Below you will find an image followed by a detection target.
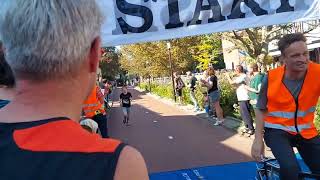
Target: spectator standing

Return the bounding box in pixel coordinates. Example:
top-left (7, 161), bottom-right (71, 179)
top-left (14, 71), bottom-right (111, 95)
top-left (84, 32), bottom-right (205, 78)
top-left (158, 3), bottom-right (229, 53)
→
top-left (227, 65), bottom-right (254, 136)
top-left (83, 83), bottom-right (109, 138)
top-left (174, 72), bottom-right (185, 105)
top-left (186, 71), bottom-right (199, 112)
top-left (245, 63), bottom-right (264, 116)
top-left (200, 70), bottom-right (210, 117)
top-left (201, 67), bottom-right (224, 126)
top-left (120, 86), bottom-right (133, 126)
top-left (104, 80), bottom-right (111, 101)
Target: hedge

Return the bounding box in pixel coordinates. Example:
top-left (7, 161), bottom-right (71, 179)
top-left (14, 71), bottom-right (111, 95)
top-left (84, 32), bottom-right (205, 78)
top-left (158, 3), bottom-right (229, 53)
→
top-left (138, 75), bottom-right (239, 118)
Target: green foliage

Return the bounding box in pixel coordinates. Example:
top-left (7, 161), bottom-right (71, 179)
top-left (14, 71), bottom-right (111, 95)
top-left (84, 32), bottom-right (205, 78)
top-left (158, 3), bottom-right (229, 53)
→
top-left (193, 34), bottom-right (223, 71)
top-left (181, 86), bottom-right (205, 108)
top-left (217, 73), bottom-right (238, 118)
top-left (153, 84), bottom-right (175, 99)
top-left (120, 37), bottom-right (201, 78)
top-left (139, 82), bottom-right (174, 99)
top-left (315, 102), bottom-right (320, 132)
top-left (138, 73), bottom-right (239, 117)
top-left (100, 47), bottom-right (120, 80)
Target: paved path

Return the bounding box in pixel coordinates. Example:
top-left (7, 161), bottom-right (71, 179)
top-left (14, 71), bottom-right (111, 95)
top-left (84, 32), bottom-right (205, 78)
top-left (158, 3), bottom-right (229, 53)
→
top-left (108, 87), bottom-right (256, 173)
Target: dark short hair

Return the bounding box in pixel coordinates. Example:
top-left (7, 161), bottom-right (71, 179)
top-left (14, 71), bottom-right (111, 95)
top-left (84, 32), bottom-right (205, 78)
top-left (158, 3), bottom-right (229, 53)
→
top-left (0, 51), bottom-right (15, 88)
top-left (278, 33), bottom-right (307, 55)
top-left (236, 65), bottom-right (244, 73)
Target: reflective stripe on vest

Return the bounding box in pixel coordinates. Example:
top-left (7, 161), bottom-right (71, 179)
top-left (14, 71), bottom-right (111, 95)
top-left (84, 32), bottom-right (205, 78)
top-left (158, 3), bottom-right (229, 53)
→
top-left (84, 109), bottom-right (103, 115)
top-left (265, 122), bottom-right (312, 133)
top-left (267, 106), bottom-right (316, 119)
top-left (83, 85), bottom-right (106, 118)
top-left (297, 106), bottom-right (316, 118)
top-left (84, 103), bottom-right (100, 107)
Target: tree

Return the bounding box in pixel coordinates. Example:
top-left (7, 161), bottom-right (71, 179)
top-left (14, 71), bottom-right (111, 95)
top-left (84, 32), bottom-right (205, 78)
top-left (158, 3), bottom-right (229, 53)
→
top-left (100, 47), bottom-right (120, 80)
top-left (223, 20), bottom-right (320, 66)
top-left (120, 42), bottom-right (167, 78)
top-left (193, 34), bottom-right (224, 71)
top-left (120, 36), bottom-right (201, 77)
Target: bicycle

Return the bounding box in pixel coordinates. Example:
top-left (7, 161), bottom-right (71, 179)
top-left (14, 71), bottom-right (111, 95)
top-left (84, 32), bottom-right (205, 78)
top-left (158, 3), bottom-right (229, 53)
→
top-left (256, 157), bottom-right (320, 180)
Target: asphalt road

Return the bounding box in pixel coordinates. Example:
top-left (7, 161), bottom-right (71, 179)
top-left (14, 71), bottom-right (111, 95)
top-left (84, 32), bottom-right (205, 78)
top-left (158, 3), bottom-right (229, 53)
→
top-left (108, 87), bottom-right (255, 173)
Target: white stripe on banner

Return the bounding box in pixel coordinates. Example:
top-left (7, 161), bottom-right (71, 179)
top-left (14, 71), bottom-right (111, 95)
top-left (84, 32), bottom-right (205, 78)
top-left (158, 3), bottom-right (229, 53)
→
top-left (98, 0), bottom-right (320, 46)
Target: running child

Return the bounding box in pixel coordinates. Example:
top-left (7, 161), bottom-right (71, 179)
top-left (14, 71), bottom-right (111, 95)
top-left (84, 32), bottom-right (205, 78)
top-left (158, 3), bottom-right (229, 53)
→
top-left (120, 86), bottom-right (132, 125)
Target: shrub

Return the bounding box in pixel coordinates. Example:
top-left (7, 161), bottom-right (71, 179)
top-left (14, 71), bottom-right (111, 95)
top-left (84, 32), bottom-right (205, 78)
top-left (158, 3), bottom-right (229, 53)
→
top-left (140, 82), bottom-right (174, 99)
top-left (217, 74), bottom-right (239, 118)
top-left (139, 73), bottom-right (238, 117)
top-left (153, 83), bottom-right (174, 99)
top-left (315, 102), bottom-right (320, 132)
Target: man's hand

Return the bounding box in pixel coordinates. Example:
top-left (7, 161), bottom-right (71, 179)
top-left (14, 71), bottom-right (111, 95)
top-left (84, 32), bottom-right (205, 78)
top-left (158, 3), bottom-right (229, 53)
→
top-left (251, 137), bottom-right (265, 161)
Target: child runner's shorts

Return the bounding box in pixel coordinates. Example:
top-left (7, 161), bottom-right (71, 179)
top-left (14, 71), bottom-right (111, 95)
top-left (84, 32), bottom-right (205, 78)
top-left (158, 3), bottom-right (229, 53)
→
top-left (122, 107), bottom-right (130, 116)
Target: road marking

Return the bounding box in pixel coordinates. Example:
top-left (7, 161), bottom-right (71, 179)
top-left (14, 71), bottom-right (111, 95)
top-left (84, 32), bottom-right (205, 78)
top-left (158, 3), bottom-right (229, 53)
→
top-left (181, 173), bottom-right (192, 180)
top-left (145, 112), bottom-right (149, 114)
top-left (168, 136), bottom-right (174, 140)
top-left (193, 170), bottom-right (205, 179)
top-left (153, 120), bottom-right (158, 123)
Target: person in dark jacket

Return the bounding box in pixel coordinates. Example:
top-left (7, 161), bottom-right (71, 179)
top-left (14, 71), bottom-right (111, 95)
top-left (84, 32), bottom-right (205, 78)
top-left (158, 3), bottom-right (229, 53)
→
top-left (0, 41), bottom-right (15, 109)
top-left (186, 71), bottom-right (199, 112)
top-left (174, 71), bottom-right (185, 105)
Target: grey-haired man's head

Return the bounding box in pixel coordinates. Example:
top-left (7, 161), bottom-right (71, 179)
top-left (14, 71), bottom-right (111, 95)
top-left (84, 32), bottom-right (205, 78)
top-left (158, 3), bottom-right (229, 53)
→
top-left (0, 0), bottom-right (104, 81)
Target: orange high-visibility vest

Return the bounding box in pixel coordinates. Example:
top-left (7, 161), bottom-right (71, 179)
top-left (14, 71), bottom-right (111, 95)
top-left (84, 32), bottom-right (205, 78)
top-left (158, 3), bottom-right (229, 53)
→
top-left (83, 85), bottom-right (105, 118)
top-left (265, 61), bottom-right (320, 139)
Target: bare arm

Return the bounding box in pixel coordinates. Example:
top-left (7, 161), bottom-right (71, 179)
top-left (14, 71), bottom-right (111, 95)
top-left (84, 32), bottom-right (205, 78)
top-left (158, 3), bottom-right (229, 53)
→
top-left (251, 75), bottom-right (269, 161)
top-left (227, 74), bottom-right (236, 85)
top-left (245, 84), bottom-right (262, 93)
top-left (114, 146), bottom-right (149, 180)
top-left (204, 81), bottom-right (213, 89)
top-left (255, 109), bottom-right (266, 140)
top-left (251, 109), bottom-right (267, 161)
top-left (200, 78), bottom-right (213, 89)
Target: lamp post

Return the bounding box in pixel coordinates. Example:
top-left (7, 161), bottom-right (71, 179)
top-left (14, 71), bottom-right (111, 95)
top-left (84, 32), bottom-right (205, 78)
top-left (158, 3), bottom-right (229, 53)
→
top-left (167, 42), bottom-right (176, 102)
top-left (146, 61), bottom-right (151, 92)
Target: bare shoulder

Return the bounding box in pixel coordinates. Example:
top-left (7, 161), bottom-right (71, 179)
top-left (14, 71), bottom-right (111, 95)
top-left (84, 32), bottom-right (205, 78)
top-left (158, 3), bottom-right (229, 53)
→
top-left (114, 146), bottom-right (149, 180)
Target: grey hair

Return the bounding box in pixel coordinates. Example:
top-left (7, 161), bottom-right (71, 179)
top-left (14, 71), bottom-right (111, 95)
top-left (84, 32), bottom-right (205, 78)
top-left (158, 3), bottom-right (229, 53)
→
top-left (0, 0), bottom-right (104, 80)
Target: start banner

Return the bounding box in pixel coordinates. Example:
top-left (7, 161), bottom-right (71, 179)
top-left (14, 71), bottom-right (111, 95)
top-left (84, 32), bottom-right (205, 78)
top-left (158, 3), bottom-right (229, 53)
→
top-left (99, 0), bottom-right (320, 46)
